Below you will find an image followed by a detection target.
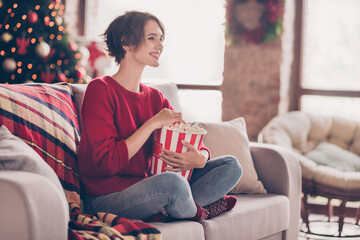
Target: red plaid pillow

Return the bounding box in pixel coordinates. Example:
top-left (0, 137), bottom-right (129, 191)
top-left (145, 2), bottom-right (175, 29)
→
top-left (0, 83), bottom-right (81, 205)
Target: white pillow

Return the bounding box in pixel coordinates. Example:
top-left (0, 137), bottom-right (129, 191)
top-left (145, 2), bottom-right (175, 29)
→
top-left (0, 125), bottom-right (65, 194)
top-left (199, 117), bottom-right (267, 194)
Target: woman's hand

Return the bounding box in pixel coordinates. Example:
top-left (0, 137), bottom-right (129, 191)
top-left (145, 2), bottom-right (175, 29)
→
top-left (159, 140), bottom-right (207, 172)
top-left (148, 108), bottom-right (185, 130)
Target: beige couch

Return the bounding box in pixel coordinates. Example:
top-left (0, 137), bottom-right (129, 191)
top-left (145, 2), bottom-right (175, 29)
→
top-left (0, 82), bottom-right (301, 240)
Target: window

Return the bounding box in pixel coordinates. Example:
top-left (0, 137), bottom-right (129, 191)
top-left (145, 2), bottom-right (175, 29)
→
top-left (294, 0), bottom-right (360, 119)
top-left (83, 0), bottom-right (226, 122)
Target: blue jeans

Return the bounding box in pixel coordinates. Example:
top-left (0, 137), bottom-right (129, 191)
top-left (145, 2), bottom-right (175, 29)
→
top-left (84, 155), bottom-right (242, 220)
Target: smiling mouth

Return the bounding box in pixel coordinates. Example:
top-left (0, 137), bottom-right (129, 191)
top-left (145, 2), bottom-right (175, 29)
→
top-left (150, 52), bottom-right (160, 59)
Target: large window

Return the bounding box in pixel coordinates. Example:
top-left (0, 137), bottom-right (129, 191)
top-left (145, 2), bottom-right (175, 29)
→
top-left (294, 0), bottom-right (360, 119)
top-left (82, 0), bottom-right (226, 122)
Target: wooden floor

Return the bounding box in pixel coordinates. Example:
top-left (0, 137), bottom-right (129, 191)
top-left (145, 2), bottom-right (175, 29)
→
top-left (298, 214), bottom-right (360, 240)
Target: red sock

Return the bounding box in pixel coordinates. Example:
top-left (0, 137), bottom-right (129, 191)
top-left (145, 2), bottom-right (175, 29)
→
top-left (203, 195), bottom-right (237, 219)
top-left (146, 208), bottom-right (170, 222)
top-left (191, 203), bottom-right (209, 221)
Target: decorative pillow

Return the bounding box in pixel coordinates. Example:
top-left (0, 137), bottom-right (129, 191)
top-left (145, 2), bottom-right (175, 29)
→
top-left (0, 83), bottom-right (80, 205)
top-left (305, 141), bottom-right (360, 172)
top-left (0, 125), bottom-right (65, 195)
top-left (199, 117), bottom-right (267, 194)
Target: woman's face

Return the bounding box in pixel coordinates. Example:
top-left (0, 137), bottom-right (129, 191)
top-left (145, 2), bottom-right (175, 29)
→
top-left (130, 19), bottom-right (164, 68)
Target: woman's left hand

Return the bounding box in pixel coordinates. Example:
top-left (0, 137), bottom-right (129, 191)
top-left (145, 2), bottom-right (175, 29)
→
top-left (159, 140), bottom-right (207, 172)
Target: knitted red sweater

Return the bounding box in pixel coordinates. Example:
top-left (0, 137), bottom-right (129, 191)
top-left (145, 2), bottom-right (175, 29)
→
top-left (78, 76), bottom-right (209, 196)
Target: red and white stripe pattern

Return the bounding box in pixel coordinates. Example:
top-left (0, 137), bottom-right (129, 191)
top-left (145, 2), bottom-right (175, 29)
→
top-left (151, 126), bottom-right (205, 180)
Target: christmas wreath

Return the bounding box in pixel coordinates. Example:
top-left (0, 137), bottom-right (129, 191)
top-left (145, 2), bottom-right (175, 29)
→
top-left (226, 0), bottom-right (285, 44)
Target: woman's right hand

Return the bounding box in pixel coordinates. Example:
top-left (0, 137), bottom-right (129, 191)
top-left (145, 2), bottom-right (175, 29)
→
top-left (150, 108), bottom-right (185, 130)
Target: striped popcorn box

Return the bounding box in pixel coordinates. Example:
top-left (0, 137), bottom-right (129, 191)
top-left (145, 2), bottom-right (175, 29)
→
top-left (151, 123), bottom-right (206, 180)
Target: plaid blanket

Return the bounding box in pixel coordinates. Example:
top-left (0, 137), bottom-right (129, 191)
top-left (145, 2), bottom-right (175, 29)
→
top-left (0, 83), bottom-right (161, 240)
top-left (68, 204), bottom-right (161, 240)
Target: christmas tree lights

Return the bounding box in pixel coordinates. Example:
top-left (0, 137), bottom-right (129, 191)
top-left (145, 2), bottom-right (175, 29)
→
top-left (0, 0), bottom-right (86, 84)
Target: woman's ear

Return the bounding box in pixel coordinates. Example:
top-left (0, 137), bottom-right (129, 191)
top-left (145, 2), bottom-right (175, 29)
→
top-left (122, 45), bottom-right (130, 52)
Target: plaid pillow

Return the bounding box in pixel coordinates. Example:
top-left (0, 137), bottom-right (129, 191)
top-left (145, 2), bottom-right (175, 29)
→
top-left (0, 83), bottom-right (81, 205)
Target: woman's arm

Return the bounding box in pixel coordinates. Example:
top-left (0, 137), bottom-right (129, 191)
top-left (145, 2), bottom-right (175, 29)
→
top-left (125, 108), bottom-right (184, 160)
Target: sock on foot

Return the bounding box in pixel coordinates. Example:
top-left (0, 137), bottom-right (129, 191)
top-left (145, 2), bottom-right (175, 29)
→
top-left (146, 208), bottom-right (169, 223)
top-left (191, 203), bottom-right (209, 221)
top-left (203, 195), bottom-right (237, 219)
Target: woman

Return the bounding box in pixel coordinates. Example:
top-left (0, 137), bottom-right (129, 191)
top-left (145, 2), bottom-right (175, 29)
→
top-left (78, 11), bottom-right (242, 221)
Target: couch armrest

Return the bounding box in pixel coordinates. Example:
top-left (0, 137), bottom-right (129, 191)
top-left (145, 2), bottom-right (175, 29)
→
top-left (0, 171), bottom-right (69, 240)
top-left (249, 142), bottom-right (301, 240)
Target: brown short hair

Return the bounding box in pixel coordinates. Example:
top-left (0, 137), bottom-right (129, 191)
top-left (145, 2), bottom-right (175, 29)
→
top-left (103, 11), bottom-right (165, 64)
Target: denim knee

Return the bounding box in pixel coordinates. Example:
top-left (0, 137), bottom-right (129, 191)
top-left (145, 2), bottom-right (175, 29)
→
top-left (155, 172), bottom-right (192, 199)
top-left (223, 155), bottom-right (243, 184)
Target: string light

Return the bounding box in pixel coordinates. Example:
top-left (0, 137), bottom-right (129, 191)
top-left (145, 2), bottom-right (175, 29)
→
top-left (7, 8), bottom-right (12, 13)
top-left (13, 4), bottom-right (18, 8)
top-left (75, 53), bottom-right (81, 59)
top-left (57, 60), bottom-right (62, 65)
top-left (49, 21), bottom-right (54, 27)
top-left (49, 4), bottom-right (54, 9)
top-left (0, 50), bottom-right (4, 56)
top-left (49, 34), bottom-right (55, 39)
top-left (58, 26), bottom-right (64, 31)
top-left (17, 61), bottom-right (22, 67)
top-left (11, 75), bottom-right (15, 80)
top-left (10, 13), bottom-right (15, 17)
top-left (64, 59), bottom-right (69, 65)
top-left (16, 23), bottom-right (21, 28)
top-left (28, 63), bottom-right (33, 69)
top-left (11, 47), bottom-right (16, 52)
top-left (28, 28), bottom-right (33, 33)
top-left (57, 35), bottom-right (62, 41)
top-left (51, 11), bottom-right (56, 17)
top-left (35, 5), bottom-right (40, 10)
top-left (17, 68), bottom-right (22, 74)
top-left (31, 38), bottom-right (36, 44)
top-left (32, 74), bottom-right (37, 80)
top-left (5, 24), bottom-right (9, 29)
top-left (22, 15), bottom-right (27, 20)
top-left (55, 4), bottom-right (60, 10)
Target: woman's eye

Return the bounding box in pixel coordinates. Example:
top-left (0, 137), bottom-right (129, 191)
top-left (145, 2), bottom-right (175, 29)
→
top-left (148, 37), bottom-right (155, 40)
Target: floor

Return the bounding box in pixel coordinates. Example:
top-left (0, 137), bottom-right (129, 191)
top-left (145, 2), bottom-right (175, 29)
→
top-left (298, 214), bottom-right (360, 240)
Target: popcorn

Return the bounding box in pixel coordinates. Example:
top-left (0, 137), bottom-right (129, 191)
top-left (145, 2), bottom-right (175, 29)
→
top-left (151, 122), bottom-right (207, 180)
top-left (166, 122), bottom-right (207, 134)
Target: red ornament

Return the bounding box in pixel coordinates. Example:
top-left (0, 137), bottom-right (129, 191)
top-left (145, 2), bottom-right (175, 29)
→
top-left (16, 37), bottom-right (30, 55)
top-left (41, 71), bottom-right (56, 84)
top-left (75, 67), bottom-right (86, 78)
top-left (86, 41), bottom-right (106, 68)
top-left (27, 11), bottom-right (38, 24)
top-left (58, 72), bottom-right (66, 82)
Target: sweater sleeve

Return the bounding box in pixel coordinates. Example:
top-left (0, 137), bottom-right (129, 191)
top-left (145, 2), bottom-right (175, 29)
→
top-left (80, 80), bottom-right (129, 176)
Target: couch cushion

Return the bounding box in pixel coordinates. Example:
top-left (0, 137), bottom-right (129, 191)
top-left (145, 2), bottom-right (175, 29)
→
top-left (201, 194), bottom-right (289, 240)
top-left (306, 141), bottom-right (360, 172)
top-left (199, 117), bottom-right (267, 194)
top-left (0, 125), bottom-right (64, 195)
top-left (0, 83), bottom-right (80, 204)
top-left (151, 221), bottom-right (205, 240)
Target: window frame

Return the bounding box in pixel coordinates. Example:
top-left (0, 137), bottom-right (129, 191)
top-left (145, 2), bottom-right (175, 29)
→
top-left (291, 0), bottom-right (360, 111)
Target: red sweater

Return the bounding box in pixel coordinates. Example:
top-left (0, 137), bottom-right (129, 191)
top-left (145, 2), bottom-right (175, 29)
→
top-left (78, 76), bottom-right (209, 196)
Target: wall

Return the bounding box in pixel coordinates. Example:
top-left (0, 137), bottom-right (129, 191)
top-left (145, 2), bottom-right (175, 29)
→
top-left (222, 40), bottom-right (282, 141)
top-left (221, 0), bottom-right (295, 141)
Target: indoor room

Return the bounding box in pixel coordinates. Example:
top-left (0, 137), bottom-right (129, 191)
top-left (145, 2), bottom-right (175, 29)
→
top-left (0, 0), bottom-right (359, 239)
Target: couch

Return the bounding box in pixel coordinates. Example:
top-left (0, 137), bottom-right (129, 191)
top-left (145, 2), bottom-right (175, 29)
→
top-left (0, 82), bottom-right (301, 240)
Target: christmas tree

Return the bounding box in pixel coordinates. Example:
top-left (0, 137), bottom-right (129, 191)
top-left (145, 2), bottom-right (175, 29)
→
top-left (0, 0), bottom-right (87, 84)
